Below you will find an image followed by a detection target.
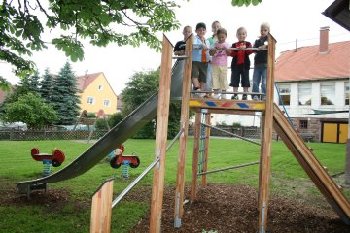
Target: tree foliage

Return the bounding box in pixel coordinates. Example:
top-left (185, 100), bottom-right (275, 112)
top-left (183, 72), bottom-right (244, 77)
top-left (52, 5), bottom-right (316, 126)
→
top-left (40, 68), bottom-right (54, 105)
top-left (1, 92), bottom-right (57, 129)
top-left (122, 69), bottom-right (181, 139)
top-left (0, 0), bottom-right (180, 77)
top-left (231, 0), bottom-right (262, 7)
top-left (51, 62), bottom-right (80, 125)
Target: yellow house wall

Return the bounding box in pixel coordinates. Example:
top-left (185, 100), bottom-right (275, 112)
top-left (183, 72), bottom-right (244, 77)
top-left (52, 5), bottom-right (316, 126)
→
top-left (79, 74), bottom-right (118, 115)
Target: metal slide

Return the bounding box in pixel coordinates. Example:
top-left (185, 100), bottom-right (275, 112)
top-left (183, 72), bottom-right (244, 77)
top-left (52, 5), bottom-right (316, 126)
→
top-left (17, 60), bottom-right (185, 194)
top-left (273, 103), bottom-right (350, 224)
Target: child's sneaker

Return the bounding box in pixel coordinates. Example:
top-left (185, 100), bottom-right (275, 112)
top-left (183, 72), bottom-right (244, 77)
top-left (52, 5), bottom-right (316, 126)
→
top-left (221, 94), bottom-right (227, 99)
top-left (231, 94), bottom-right (238, 100)
top-left (196, 89), bottom-right (206, 98)
top-left (242, 94), bottom-right (247, 100)
top-left (213, 93), bottom-right (221, 99)
top-left (253, 95), bottom-right (260, 101)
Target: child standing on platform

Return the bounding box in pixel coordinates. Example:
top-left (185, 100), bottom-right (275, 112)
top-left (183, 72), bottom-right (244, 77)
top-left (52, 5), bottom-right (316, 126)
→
top-left (206, 21), bottom-right (221, 92)
top-left (252, 22), bottom-right (270, 100)
top-left (209, 28), bottom-right (229, 99)
top-left (174, 25), bottom-right (192, 56)
top-left (192, 22), bottom-right (210, 97)
top-left (229, 27), bottom-right (253, 100)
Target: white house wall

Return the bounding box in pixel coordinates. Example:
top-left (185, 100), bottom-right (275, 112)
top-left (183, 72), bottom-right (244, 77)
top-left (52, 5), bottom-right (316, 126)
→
top-left (275, 80), bottom-right (349, 119)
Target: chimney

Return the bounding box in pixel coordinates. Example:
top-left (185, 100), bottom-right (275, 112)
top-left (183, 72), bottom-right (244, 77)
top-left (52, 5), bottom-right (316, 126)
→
top-left (319, 26), bottom-right (330, 53)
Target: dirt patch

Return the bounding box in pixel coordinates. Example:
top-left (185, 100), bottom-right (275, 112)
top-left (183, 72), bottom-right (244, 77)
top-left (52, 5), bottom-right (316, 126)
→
top-left (0, 185), bottom-right (89, 213)
top-left (1, 182), bottom-right (350, 232)
top-left (129, 184), bottom-right (350, 233)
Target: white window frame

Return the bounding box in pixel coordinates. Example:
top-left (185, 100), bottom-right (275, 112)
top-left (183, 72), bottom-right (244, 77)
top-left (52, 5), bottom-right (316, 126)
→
top-left (87, 96), bottom-right (95, 105)
top-left (345, 81), bottom-right (349, 106)
top-left (277, 83), bottom-right (291, 106)
top-left (98, 84), bottom-right (103, 91)
top-left (320, 82), bottom-right (335, 105)
top-left (103, 99), bottom-right (110, 107)
top-left (298, 83), bottom-right (312, 106)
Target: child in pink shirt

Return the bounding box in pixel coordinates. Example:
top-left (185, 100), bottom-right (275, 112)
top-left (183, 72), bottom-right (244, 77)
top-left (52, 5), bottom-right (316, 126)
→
top-left (209, 28), bottom-right (230, 99)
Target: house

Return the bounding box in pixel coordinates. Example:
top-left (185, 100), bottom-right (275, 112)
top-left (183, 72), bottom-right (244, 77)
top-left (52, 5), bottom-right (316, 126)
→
top-left (76, 72), bottom-right (118, 116)
top-left (274, 26), bottom-right (350, 143)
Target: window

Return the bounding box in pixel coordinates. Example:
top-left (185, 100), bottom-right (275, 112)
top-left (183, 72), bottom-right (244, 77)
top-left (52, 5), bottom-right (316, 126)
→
top-left (299, 120), bottom-right (308, 129)
top-left (98, 85), bottom-right (103, 91)
top-left (345, 82), bottom-right (349, 105)
top-left (320, 82), bottom-right (334, 105)
top-left (87, 97), bottom-right (95, 104)
top-left (103, 99), bottom-right (110, 107)
top-left (277, 83), bottom-right (290, 105)
top-left (298, 83), bottom-right (311, 106)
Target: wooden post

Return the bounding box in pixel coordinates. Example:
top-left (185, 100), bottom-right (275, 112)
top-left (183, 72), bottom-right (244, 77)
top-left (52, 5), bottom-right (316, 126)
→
top-left (191, 112), bottom-right (201, 201)
top-left (257, 34), bottom-right (277, 233)
top-left (201, 112), bottom-right (211, 186)
top-left (90, 179), bottom-right (114, 233)
top-left (149, 35), bottom-right (173, 233)
top-left (174, 35), bottom-right (193, 228)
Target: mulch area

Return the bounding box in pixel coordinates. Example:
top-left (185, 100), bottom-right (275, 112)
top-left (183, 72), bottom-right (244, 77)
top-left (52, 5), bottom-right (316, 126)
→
top-left (1, 182), bottom-right (350, 232)
top-left (128, 184), bottom-right (350, 233)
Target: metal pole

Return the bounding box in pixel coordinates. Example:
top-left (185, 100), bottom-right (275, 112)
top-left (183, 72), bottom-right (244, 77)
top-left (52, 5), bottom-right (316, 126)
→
top-left (111, 128), bottom-right (184, 208)
top-left (201, 123), bottom-right (261, 146)
top-left (197, 161), bottom-right (260, 176)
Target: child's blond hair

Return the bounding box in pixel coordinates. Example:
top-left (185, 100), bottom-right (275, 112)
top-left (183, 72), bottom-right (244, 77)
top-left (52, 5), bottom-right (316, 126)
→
top-left (261, 22), bottom-right (270, 31)
top-left (236, 27), bottom-right (247, 36)
top-left (217, 28), bottom-right (227, 36)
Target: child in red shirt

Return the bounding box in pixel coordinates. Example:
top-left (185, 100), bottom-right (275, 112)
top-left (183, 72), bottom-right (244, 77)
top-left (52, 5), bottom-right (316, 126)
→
top-left (228, 27), bottom-right (253, 100)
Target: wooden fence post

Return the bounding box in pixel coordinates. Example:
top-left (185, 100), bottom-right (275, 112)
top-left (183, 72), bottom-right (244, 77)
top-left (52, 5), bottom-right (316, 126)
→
top-left (90, 178), bottom-right (114, 233)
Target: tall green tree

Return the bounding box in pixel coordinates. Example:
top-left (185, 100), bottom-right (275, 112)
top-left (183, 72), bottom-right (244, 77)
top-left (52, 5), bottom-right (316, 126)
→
top-left (51, 62), bottom-right (80, 125)
top-left (0, 71), bottom-right (41, 111)
top-left (122, 69), bottom-right (181, 139)
top-left (1, 92), bottom-right (57, 129)
top-left (0, 0), bottom-right (180, 77)
top-left (27, 71), bottom-right (41, 93)
top-left (40, 68), bottom-right (54, 105)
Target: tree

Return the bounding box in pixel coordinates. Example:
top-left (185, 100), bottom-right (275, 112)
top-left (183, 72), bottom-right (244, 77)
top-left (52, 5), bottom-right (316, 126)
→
top-left (0, 0), bottom-right (180, 77)
top-left (1, 92), bottom-right (57, 129)
top-left (122, 69), bottom-right (181, 139)
top-left (231, 0), bottom-right (262, 6)
top-left (51, 62), bottom-right (80, 125)
top-left (40, 68), bottom-right (54, 105)
top-left (0, 72), bottom-right (41, 114)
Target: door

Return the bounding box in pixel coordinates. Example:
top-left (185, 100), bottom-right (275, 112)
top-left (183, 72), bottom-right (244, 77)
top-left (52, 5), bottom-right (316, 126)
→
top-left (339, 123), bottom-right (348, 143)
top-left (323, 123), bottom-right (337, 143)
top-left (322, 122), bottom-right (348, 144)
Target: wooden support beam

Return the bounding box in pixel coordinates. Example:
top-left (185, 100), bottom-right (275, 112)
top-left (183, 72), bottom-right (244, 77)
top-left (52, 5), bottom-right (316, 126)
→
top-left (191, 112), bottom-right (201, 201)
top-left (190, 98), bottom-right (265, 112)
top-left (149, 35), bottom-right (173, 233)
top-left (90, 179), bottom-right (114, 233)
top-left (257, 33), bottom-right (277, 233)
top-left (174, 35), bottom-right (193, 228)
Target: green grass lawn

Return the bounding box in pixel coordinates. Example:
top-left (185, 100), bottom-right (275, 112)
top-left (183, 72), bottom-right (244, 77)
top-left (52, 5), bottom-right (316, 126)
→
top-left (0, 139), bottom-right (349, 232)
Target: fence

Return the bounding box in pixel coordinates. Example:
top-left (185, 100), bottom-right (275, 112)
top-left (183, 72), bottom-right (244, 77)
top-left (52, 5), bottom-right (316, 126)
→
top-left (0, 129), bottom-right (108, 141)
top-left (189, 125), bottom-right (262, 139)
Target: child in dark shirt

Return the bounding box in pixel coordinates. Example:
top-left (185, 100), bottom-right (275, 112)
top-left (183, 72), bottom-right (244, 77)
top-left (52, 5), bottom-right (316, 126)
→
top-left (228, 27), bottom-right (253, 100)
top-left (252, 22), bottom-right (270, 100)
top-left (174, 25), bottom-right (192, 56)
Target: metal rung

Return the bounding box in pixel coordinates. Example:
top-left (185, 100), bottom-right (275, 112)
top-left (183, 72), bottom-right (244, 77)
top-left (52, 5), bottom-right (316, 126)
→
top-left (172, 55), bottom-right (189, 59)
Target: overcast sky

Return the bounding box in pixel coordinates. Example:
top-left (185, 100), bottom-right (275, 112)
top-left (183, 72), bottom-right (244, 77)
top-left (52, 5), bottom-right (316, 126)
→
top-left (1, 0), bottom-right (349, 95)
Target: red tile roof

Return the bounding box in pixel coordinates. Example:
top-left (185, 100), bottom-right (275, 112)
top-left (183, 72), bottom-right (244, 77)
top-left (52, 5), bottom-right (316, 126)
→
top-left (275, 41), bottom-right (350, 82)
top-left (76, 72), bottom-right (102, 91)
